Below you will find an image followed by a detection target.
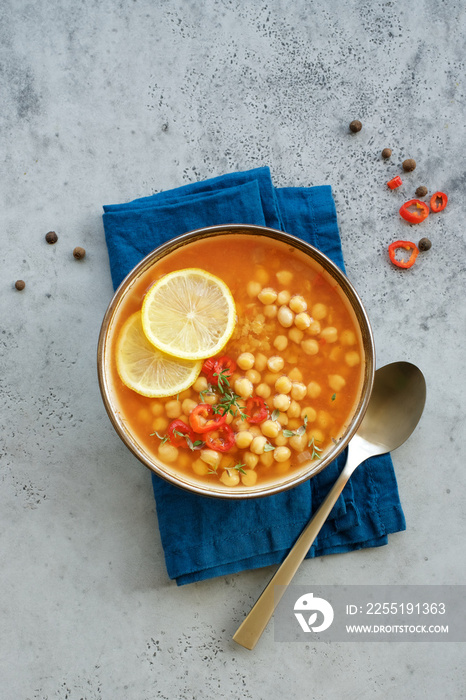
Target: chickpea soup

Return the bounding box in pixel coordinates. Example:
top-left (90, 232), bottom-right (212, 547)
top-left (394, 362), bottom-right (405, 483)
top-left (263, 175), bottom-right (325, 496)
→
top-left (105, 232), bottom-right (366, 492)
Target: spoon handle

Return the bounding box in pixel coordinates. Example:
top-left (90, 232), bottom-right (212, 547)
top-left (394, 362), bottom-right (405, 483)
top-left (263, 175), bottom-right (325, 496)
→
top-left (232, 449), bottom-right (362, 650)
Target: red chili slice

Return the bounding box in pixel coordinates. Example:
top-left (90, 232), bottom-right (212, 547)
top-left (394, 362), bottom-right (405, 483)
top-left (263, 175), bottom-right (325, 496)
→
top-left (399, 199), bottom-right (429, 224)
top-left (387, 175), bottom-right (402, 190)
top-left (204, 424), bottom-right (235, 452)
top-left (388, 240), bottom-right (419, 269)
top-left (189, 403), bottom-right (227, 434)
top-left (430, 191), bottom-right (448, 212)
top-left (201, 357), bottom-right (217, 381)
top-left (210, 355), bottom-right (237, 387)
top-left (167, 419), bottom-right (197, 447)
top-left (245, 396), bottom-right (268, 424)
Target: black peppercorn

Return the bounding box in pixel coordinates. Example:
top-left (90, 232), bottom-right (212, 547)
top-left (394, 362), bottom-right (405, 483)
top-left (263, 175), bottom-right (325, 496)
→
top-left (349, 120), bottom-right (362, 133)
top-left (402, 158), bottom-right (416, 172)
top-left (73, 246), bottom-right (86, 260)
top-left (418, 238), bottom-right (432, 252)
top-left (415, 186), bottom-right (428, 197)
top-left (382, 148), bottom-right (392, 159)
top-left (15, 280), bottom-right (25, 290)
top-left (45, 231), bottom-right (58, 244)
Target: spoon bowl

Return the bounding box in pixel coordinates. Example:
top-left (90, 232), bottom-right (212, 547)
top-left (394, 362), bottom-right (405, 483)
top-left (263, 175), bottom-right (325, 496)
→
top-left (233, 361), bottom-right (426, 650)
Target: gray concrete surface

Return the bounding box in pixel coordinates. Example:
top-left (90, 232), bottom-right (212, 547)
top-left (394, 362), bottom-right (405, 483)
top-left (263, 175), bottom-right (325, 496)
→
top-left (2, 1), bottom-right (465, 698)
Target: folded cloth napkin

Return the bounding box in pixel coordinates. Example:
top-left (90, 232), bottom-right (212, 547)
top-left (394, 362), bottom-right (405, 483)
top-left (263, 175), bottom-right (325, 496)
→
top-left (102, 166), bottom-right (406, 585)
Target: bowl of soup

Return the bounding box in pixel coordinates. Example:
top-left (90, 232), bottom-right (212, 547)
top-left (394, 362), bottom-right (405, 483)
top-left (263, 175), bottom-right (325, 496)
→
top-left (97, 224), bottom-right (375, 498)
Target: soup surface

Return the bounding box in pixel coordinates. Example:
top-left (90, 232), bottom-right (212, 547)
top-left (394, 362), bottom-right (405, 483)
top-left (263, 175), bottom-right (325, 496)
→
top-left (106, 233), bottom-right (364, 490)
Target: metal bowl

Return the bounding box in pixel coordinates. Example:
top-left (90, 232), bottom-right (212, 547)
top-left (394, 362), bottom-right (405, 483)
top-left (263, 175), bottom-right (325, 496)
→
top-left (97, 224), bottom-right (375, 499)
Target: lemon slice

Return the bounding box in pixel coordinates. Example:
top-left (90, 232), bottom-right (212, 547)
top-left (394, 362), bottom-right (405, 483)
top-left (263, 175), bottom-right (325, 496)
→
top-left (115, 311), bottom-right (202, 397)
top-left (141, 268), bottom-right (236, 360)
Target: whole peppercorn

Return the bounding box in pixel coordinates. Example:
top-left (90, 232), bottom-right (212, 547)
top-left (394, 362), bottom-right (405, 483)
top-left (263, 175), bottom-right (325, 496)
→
top-left (73, 246), bottom-right (86, 260)
top-left (381, 148), bottom-right (392, 159)
top-left (418, 237), bottom-right (432, 252)
top-left (15, 280), bottom-right (26, 291)
top-left (415, 185), bottom-right (428, 197)
top-left (402, 158), bottom-right (416, 172)
top-left (45, 231), bottom-right (58, 244)
top-left (349, 120), bottom-right (362, 133)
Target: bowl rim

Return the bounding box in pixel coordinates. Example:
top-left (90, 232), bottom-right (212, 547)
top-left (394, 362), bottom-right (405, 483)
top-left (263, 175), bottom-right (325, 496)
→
top-left (97, 223), bottom-right (375, 499)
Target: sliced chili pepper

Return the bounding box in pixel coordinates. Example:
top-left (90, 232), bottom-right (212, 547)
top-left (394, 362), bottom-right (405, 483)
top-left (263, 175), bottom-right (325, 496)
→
top-left (245, 396), bottom-right (268, 424)
top-left (167, 419), bottom-right (197, 448)
top-left (189, 403), bottom-right (227, 434)
top-left (388, 240), bottom-right (419, 269)
top-left (201, 357), bottom-right (217, 380)
top-left (399, 199), bottom-right (429, 224)
top-left (210, 355), bottom-right (237, 388)
top-left (387, 175), bottom-right (402, 190)
top-left (430, 191), bottom-right (448, 212)
top-left (204, 424), bottom-right (235, 452)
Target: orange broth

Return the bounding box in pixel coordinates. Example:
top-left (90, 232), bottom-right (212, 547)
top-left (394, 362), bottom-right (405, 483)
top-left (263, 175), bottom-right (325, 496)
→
top-left (108, 234), bottom-right (364, 489)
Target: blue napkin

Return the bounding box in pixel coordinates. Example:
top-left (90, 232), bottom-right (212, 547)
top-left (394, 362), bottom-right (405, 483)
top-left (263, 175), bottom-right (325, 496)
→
top-left (103, 167), bottom-right (406, 585)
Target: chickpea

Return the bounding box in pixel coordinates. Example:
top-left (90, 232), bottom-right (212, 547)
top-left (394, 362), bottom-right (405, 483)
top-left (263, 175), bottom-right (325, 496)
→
top-left (249, 425), bottom-right (262, 437)
top-left (277, 305), bottom-right (294, 328)
top-left (235, 430), bottom-right (254, 449)
top-left (254, 266), bottom-right (269, 285)
top-left (288, 295), bottom-right (306, 313)
top-left (261, 419), bottom-right (280, 438)
top-left (312, 302), bottom-right (327, 320)
top-left (294, 312), bottom-right (311, 331)
top-left (307, 320), bottom-right (321, 336)
top-left (256, 383), bottom-right (271, 399)
top-left (220, 469), bottom-right (240, 487)
top-left (267, 355), bottom-right (285, 372)
top-left (243, 451), bottom-right (259, 469)
top-left (290, 382), bottom-right (307, 400)
top-left (225, 411), bottom-right (234, 425)
top-left (301, 406), bottom-right (317, 422)
top-left (192, 458), bottom-right (210, 476)
top-left (219, 454), bottom-right (233, 470)
top-left (288, 327), bottom-right (304, 344)
top-left (178, 389), bottom-right (191, 400)
top-left (301, 339), bottom-right (319, 356)
top-left (328, 374), bottom-right (346, 392)
top-left (345, 351), bottom-right (360, 367)
top-left (137, 408), bottom-right (152, 424)
top-left (152, 416), bottom-right (169, 432)
top-left (273, 335), bottom-right (288, 352)
top-left (232, 416), bottom-right (250, 432)
top-left (341, 330), bottom-right (357, 346)
top-left (264, 304), bottom-right (278, 319)
top-left (158, 442), bottom-right (179, 463)
top-left (318, 410), bottom-right (334, 430)
top-left (200, 449), bottom-right (221, 469)
top-left (260, 451), bottom-right (274, 467)
top-left (150, 402), bottom-right (164, 417)
top-left (329, 347), bottom-right (342, 362)
top-left (276, 412), bottom-right (289, 426)
top-left (276, 270), bottom-right (293, 286)
top-left (274, 433), bottom-right (289, 446)
top-left (289, 433), bottom-right (308, 452)
top-left (182, 398), bottom-right (197, 415)
top-left (275, 375), bottom-right (292, 394)
top-left (255, 353), bottom-right (268, 372)
top-left (165, 400), bottom-right (182, 419)
top-left (178, 453), bottom-right (190, 469)
top-left (203, 391), bottom-right (218, 405)
top-left (273, 393), bottom-right (291, 412)
top-left (274, 446), bottom-right (291, 463)
top-left (193, 376), bottom-right (208, 393)
top-left (308, 428), bottom-right (325, 444)
top-left (277, 289), bottom-right (291, 305)
top-left (237, 352), bottom-right (255, 370)
top-left (234, 377), bottom-right (254, 399)
top-left (241, 469), bottom-right (258, 487)
top-left (246, 280), bottom-right (261, 298)
top-left (287, 399), bottom-right (301, 418)
top-left (275, 460), bottom-right (291, 474)
top-left (178, 414), bottom-right (189, 424)
top-left (246, 369), bottom-right (261, 384)
top-left (258, 287), bottom-right (278, 304)
top-left (307, 381), bottom-right (321, 398)
top-left (288, 367), bottom-right (303, 382)
top-left (250, 435), bottom-right (268, 455)
top-left (288, 418), bottom-right (302, 431)
top-left (320, 326), bottom-right (338, 343)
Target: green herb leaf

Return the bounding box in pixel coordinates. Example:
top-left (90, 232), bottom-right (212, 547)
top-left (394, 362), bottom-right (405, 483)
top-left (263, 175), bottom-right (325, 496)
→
top-left (296, 424), bottom-right (306, 436)
top-left (282, 429), bottom-right (295, 438)
top-left (263, 442), bottom-right (275, 452)
top-left (271, 409), bottom-right (280, 421)
top-left (307, 436), bottom-right (323, 460)
top-left (331, 393), bottom-right (336, 401)
top-left (233, 462), bottom-right (247, 475)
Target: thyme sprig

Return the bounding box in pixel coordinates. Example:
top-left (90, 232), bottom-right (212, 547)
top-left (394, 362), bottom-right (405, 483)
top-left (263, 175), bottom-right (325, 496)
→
top-left (307, 436), bottom-right (323, 460)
